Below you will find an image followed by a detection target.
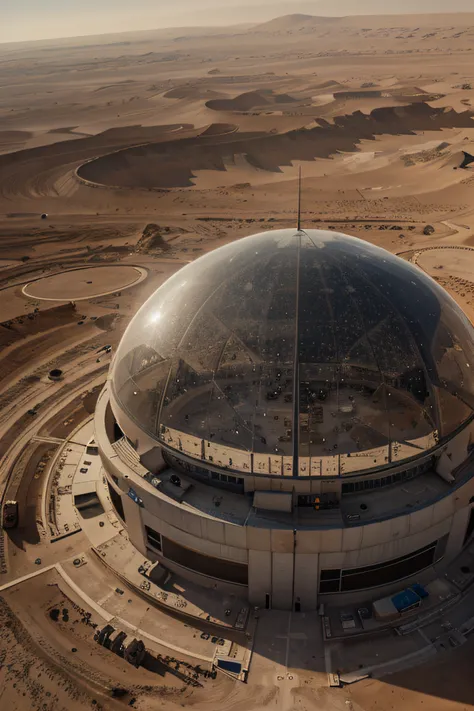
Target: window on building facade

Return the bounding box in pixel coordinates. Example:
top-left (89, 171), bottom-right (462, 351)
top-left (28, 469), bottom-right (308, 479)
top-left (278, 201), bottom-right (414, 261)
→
top-left (319, 540), bottom-right (440, 593)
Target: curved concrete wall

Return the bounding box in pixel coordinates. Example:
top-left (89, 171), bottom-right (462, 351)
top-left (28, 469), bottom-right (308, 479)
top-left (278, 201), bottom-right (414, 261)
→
top-left (96, 385), bottom-right (474, 610)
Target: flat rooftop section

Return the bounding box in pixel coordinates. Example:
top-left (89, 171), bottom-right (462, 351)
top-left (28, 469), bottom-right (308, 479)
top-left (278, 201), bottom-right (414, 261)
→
top-left (94, 531), bottom-right (249, 632)
top-left (159, 469), bottom-right (252, 525)
top-left (340, 470), bottom-right (451, 525)
top-left (324, 575), bottom-right (457, 640)
top-left (340, 450), bottom-right (474, 526)
top-left (160, 468), bottom-right (344, 529)
top-left (59, 555), bottom-right (221, 663)
top-left (158, 467), bottom-right (456, 530)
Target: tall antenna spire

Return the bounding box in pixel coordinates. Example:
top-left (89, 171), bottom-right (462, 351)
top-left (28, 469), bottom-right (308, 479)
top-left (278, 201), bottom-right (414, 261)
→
top-left (297, 166), bottom-right (302, 231)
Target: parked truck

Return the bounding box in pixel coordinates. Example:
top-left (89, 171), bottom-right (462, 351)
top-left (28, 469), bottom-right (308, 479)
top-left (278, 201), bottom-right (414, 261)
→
top-left (2, 500), bottom-right (18, 529)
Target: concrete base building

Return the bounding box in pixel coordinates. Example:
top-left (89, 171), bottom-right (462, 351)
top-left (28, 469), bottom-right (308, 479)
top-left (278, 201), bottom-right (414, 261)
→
top-left (95, 229), bottom-right (474, 611)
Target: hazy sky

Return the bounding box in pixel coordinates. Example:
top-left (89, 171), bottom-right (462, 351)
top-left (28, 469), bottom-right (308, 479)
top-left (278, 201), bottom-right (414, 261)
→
top-left (3, 0), bottom-right (474, 44)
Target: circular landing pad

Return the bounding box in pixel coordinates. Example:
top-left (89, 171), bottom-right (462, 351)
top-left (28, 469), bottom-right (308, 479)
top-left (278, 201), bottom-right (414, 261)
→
top-left (22, 265), bottom-right (147, 301)
top-left (416, 246), bottom-right (474, 283)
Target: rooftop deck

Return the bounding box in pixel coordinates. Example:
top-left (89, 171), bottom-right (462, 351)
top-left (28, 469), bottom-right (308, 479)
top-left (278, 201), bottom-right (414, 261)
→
top-left (154, 465), bottom-right (457, 531)
top-left (340, 470), bottom-right (451, 525)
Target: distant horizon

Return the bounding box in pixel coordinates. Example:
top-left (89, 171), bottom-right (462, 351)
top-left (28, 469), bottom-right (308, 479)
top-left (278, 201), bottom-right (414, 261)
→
top-left (3, 1), bottom-right (474, 46)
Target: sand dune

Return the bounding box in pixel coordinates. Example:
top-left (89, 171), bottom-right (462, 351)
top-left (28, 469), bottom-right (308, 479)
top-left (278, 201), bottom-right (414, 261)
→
top-left (76, 103), bottom-right (474, 190)
top-left (254, 12), bottom-right (474, 32)
top-left (334, 90), bottom-right (383, 100)
top-left (0, 130), bottom-right (33, 155)
top-left (164, 86), bottom-right (224, 100)
top-left (206, 91), bottom-right (270, 112)
top-left (334, 87), bottom-right (444, 104)
top-left (313, 81), bottom-right (347, 91)
top-left (3, 14), bottom-right (474, 711)
top-left (199, 123), bottom-right (239, 136)
top-left (254, 14), bottom-right (343, 32)
top-left (206, 90), bottom-right (296, 112)
top-left (0, 131), bottom-right (32, 143)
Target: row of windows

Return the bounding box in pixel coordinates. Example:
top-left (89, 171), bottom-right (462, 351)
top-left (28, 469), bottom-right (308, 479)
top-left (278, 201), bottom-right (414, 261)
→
top-left (211, 471), bottom-right (242, 486)
top-left (163, 452), bottom-right (244, 491)
top-left (145, 525), bottom-right (162, 552)
top-left (319, 538), bottom-right (443, 593)
top-left (165, 451), bottom-right (434, 501)
top-left (162, 536), bottom-right (248, 585)
top-left (144, 525), bottom-right (248, 585)
top-left (341, 458), bottom-right (434, 495)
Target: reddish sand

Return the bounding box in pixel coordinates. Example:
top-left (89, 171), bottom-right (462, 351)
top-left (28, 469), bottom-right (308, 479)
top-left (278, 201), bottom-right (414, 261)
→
top-left (2, 11), bottom-right (474, 711)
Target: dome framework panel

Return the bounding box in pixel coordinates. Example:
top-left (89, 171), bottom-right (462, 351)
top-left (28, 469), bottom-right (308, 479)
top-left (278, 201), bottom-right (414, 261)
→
top-left (111, 229), bottom-right (474, 478)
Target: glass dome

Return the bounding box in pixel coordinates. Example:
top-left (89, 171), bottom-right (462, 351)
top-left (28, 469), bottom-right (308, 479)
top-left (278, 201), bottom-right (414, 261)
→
top-left (110, 228), bottom-right (474, 477)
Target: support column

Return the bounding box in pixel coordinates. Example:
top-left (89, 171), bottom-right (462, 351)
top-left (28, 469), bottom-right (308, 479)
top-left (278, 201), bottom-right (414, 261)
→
top-left (122, 495), bottom-right (147, 556)
top-left (445, 506), bottom-right (472, 562)
top-left (248, 550), bottom-right (272, 608)
top-left (271, 553), bottom-right (294, 610)
top-left (294, 553), bottom-right (319, 611)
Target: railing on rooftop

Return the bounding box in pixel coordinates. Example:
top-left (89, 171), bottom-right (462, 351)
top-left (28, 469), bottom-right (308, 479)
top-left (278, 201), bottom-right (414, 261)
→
top-left (112, 437), bottom-right (149, 478)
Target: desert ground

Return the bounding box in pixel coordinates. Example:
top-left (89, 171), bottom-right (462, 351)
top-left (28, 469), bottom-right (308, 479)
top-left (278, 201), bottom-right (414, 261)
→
top-left (2, 11), bottom-right (474, 711)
